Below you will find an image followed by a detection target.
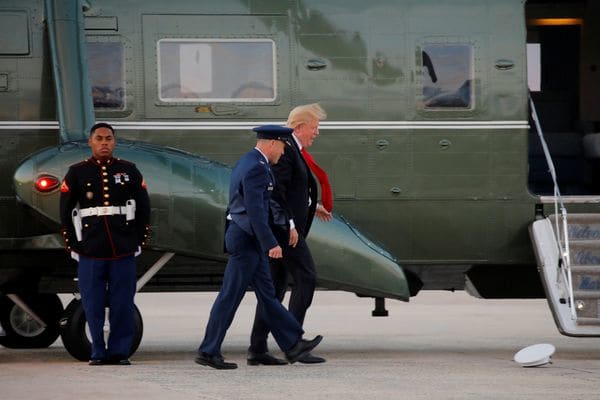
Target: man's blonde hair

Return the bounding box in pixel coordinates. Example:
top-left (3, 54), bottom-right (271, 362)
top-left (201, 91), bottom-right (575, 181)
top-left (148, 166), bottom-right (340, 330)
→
top-left (286, 103), bottom-right (327, 129)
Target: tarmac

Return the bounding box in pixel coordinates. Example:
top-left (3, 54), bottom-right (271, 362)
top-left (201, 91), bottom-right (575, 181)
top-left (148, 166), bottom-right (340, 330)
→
top-left (2, 290), bottom-right (600, 400)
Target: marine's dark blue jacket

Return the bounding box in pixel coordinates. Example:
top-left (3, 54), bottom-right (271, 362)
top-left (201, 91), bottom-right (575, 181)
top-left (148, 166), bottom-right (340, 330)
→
top-left (59, 157), bottom-right (150, 260)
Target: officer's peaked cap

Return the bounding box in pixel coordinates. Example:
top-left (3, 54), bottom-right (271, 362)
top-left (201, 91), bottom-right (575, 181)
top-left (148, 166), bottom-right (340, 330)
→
top-left (252, 125), bottom-right (293, 141)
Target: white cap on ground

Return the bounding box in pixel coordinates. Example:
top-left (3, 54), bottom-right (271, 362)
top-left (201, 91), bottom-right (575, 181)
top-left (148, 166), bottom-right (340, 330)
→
top-left (514, 343), bottom-right (555, 367)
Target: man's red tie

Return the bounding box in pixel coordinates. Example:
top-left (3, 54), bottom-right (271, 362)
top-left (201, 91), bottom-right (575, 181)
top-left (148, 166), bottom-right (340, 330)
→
top-left (301, 148), bottom-right (333, 212)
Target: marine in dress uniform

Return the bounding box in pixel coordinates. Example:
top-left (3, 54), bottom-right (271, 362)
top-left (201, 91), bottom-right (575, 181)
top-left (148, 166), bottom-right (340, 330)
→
top-left (195, 125), bottom-right (323, 370)
top-left (59, 122), bottom-right (150, 365)
top-left (249, 104), bottom-right (331, 365)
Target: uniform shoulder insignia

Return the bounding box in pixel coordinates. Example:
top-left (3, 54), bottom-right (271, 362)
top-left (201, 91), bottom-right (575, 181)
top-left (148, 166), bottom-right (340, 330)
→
top-left (118, 159), bottom-right (135, 166)
top-left (60, 180), bottom-right (70, 193)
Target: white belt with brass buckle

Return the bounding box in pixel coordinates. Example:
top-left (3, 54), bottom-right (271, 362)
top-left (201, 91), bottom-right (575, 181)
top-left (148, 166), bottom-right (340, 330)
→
top-left (80, 206), bottom-right (127, 217)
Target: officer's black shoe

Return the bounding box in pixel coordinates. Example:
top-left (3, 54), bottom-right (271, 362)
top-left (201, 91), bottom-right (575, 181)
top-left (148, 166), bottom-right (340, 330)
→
top-left (88, 359), bottom-right (106, 366)
top-left (247, 351), bottom-right (287, 366)
top-left (195, 353), bottom-right (238, 370)
top-left (298, 352), bottom-right (326, 364)
top-left (285, 335), bottom-right (323, 364)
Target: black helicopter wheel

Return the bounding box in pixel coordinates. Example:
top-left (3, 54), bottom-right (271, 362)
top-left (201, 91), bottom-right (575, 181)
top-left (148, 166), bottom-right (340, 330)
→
top-left (0, 293), bottom-right (64, 349)
top-left (59, 299), bottom-right (143, 361)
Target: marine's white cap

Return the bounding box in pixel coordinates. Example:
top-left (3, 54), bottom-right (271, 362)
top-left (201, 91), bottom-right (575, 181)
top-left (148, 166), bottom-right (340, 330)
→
top-left (514, 343), bottom-right (555, 367)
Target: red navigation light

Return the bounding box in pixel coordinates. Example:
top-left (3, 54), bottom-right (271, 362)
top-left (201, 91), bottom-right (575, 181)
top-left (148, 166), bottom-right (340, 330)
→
top-left (35, 175), bottom-right (60, 193)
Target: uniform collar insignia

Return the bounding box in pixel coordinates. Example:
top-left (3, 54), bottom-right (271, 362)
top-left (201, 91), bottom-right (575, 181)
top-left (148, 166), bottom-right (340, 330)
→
top-left (90, 157), bottom-right (114, 166)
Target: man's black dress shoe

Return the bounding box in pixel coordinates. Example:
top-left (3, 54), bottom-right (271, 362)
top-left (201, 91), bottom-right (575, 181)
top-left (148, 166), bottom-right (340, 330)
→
top-left (285, 335), bottom-right (323, 364)
top-left (195, 353), bottom-right (238, 369)
top-left (88, 359), bottom-right (106, 366)
top-left (247, 351), bottom-right (287, 366)
top-left (298, 352), bottom-right (326, 364)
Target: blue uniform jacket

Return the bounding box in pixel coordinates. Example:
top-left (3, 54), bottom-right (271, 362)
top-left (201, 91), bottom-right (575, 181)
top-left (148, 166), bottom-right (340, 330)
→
top-left (227, 148), bottom-right (278, 253)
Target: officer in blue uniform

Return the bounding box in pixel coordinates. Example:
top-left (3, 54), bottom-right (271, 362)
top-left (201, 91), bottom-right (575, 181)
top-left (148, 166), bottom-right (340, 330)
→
top-left (59, 122), bottom-right (150, 366)
top-left (195, 125), bottom-right (323, 370)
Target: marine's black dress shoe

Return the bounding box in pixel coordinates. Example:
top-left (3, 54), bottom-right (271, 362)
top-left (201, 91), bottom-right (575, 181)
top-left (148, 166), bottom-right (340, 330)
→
top-left (247, 351), bottom-right (287, 366)
top-left (88, 359), bottom-right (106, 366)
top-left (195, 352), bottom-right (238, 369)
top-left (285, 335), bottom-right (323, 364)
top-left (298, 352), bottom-right (326, 364)
top-left (107, 355), bottom-right (131, 365)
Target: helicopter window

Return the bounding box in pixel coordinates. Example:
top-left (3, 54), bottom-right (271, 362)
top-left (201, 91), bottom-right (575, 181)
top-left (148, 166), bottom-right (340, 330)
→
top-left (87, 42), bottom-right (125, 110)
top-left (157, 39), bottom-right (276, 102)
top-left (527, 43), bottom-right (541, 92)
top-left (421, 44), bottom-right (473, 109)
top-left (0, 11), bottom-right (29, 55)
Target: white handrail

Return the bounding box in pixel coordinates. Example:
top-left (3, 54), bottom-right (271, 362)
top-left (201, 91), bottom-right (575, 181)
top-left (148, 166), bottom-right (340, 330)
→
top-left (529, 95), bottom-right (576, 320)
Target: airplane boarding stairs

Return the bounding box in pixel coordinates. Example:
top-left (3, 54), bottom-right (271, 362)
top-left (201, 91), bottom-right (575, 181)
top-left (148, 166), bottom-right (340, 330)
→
top-left (530, 213), bottom-right (600, 336)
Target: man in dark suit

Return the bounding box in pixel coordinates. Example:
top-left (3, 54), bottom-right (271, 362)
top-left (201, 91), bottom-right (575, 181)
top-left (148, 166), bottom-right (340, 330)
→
top-left (195, 125), bottom-right (323, 370)
top-left (248, 104), bottom-right (332, 366)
